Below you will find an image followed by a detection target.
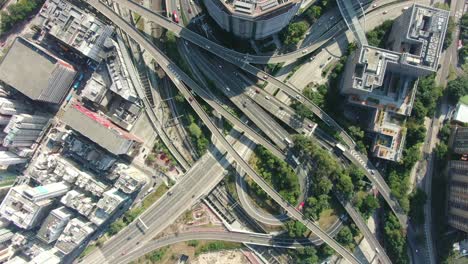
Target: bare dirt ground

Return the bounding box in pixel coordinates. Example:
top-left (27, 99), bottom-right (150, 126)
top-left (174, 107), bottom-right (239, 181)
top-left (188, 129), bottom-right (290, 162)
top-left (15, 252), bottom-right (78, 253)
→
top-left (192, 250), bottom-right (249, 264)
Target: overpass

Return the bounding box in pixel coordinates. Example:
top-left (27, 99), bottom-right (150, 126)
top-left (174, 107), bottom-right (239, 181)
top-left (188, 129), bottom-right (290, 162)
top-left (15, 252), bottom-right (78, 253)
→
top-left (115, 230), bottom-right (337, 263)
top-left (103, 0), bottom-right (408, 228)
top-left (89, 1), bottom-right (362, 263)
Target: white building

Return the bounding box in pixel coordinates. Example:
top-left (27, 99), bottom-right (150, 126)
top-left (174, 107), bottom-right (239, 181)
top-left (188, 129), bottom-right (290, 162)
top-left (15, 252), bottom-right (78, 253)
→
top-left (0, 185), bottom-right (55, 229)
top-left (37, 207), bottom-right (73, 244)
top-left (55, 218), bottom-right (95, 255)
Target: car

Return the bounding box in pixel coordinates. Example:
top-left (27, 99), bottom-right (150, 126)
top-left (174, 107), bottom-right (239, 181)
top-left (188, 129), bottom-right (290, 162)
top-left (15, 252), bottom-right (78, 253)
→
top-left (295, 95), bottom-right (301, 100)
top-left (297, 201), bottom-right (305, 210)
top-left (309, 56), bottom-right (315, 61)
top-left (168, 191), bottom-right (173, 196)
top-left (327, 56), bottom-right (332, 61)
top-left (255, 89), bottom-right (260, 94)
top-left (218, 65), bottom-right (222, 68)
top-left (370, 170), bottom-right (375, 175)
top-left (329, 16), bottom-right (334, 21)
top-left (177, 6), bottom-right (180, 10)
top-left (279, 106), bottom-right (284, 110)
top-left (189, 97), bottom-right (193, 103)
top-left (226, 87), bottom-right (230, 92)
top-left (319, 63), bottom-right (325, 68)
top-left (383, 10), bottom-right (388, 14)
top-left (263, 75), bottom-right (268, 79)
top-left (188, 8), bottom-right (192, 13)
top-left (372, 3), bottom-right (377, 7)
top-left (265, 96), bottom-right (271, 100)
top-left (308, 123), bottom-right (314, 128)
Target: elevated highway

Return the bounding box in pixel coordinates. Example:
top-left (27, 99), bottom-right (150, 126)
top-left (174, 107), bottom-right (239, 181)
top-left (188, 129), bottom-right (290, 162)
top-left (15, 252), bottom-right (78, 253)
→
top-left (117, 230), bottom-right (338, 263)
top-left (89, 1), bottom-right (362, 262)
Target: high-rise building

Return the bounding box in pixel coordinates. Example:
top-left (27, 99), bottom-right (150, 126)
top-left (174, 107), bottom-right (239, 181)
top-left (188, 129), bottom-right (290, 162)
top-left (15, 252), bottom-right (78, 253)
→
top-left (448, 160), bottom-right (468, 233)
top-left (341, 4), bottom-right (449, 161)
top-left (55, 218), bottom-right (95, 255)
top-left (37, 0), bottom-right (114, 62)
top-left (36, 207), bottom-right (73, 244)
top-left (0, 185), bottom-right (55, 229)
top-left (203, 0), bottom-right (301, 39)
top-left (3, 114), bottom-right (49, 148)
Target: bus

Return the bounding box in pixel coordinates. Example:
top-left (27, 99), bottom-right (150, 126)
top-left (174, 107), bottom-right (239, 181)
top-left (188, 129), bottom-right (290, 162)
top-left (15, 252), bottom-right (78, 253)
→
top-left (172, 11), bottom-right (179, 23)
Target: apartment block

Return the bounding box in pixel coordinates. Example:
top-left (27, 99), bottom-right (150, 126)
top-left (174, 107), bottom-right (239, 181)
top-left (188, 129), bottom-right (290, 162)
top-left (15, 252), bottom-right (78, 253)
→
top-left (55, 218), bottom-right (95, 255)
top-left (448, 160), bottom-right (468, 233)
top-left (203, 0), bottom-right (300, 39)
top-left (37, 0), bottom-right (114, 62)
top-left (36, 207), bottom-right (73, 244)
top-left (341, 4), bottom-right (449, 161)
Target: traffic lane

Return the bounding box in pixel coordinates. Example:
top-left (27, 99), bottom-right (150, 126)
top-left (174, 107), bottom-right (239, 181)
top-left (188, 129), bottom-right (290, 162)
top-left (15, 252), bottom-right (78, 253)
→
top-left (118, 231), bottom-right (329, 264)
top-left (83, 154), bottom-right (222, 263)
top-left (204, 52), bottom-right (316, 135)
top-left (190, 47), bottom-right (291, 146)
top-left (178, 41), bottom-right (287, 157)
top-left (236, 172), bottom-right (289, 226)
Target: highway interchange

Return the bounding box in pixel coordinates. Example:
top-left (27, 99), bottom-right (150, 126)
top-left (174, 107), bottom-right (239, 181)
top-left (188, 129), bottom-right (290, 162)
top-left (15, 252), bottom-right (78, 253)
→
top-left (105, 0), bottom-right (409, 231)
top-left (81, 0), bottom-right (422, 263)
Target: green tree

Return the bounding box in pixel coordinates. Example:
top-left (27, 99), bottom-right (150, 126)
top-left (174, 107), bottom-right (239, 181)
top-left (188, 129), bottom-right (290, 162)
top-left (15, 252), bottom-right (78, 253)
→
top-left (336, 226), bottom-right (354, 247)
top-left (409, 188), bottom-right (427, 225)
top-left (283, 21), bottom-right (309, 46)
top-left (446, 75), bottom-right (468, 103)
top-left (336, 173), bottom-right (354, 199)
top-left (358, 194), bottom-right (379, 219)
top-left (383, 213), bottom-right (409, 264)
top-left (285, 220), bottom-right (307, 238)
top-left (434, 142), bottom-right (448, 162)
top-left (305, 5), bottom-right (322, 23)
top-left (188, 123), bottom-right (202, 138)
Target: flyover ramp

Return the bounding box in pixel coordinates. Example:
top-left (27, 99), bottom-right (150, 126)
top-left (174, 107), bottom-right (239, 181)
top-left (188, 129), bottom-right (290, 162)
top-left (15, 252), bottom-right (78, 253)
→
top-left (89, 1), bottom-right (361, 262)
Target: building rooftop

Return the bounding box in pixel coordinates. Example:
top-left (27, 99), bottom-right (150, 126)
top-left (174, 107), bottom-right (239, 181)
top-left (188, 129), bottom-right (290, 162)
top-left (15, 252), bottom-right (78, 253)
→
top-left (90, 188), bottom-right (127, 225)
top-left (0, 37), bottom-right (76, 104)
top-left (453, 127), bottom-right (468, 155)
top-left (0, 185), bottom-right (54, 229)
top-left (369, 110), bottom-right (406, 161)
top-left (448, 160), bottom-right (468, 233)
top-left (62, 103), bottom-right (142, 155)
top-left (38, 0), bottom-right (114, 62)
top-left (112, 163), bottom-right (146, 194)
top-left (219, 0), bottom-right (299, 17)
top-left (55, 217), bottom-right (95, 255)
top-left (404, 4), bottom-right (449, 70)
top-left (453, 103), bottom-right (468, 124)
top-left (36, 206), bottom-right (73, 244)
top-left (347, 46), bottom-right (419, 116)
top-left (60, 190), bottom-right (96, 217)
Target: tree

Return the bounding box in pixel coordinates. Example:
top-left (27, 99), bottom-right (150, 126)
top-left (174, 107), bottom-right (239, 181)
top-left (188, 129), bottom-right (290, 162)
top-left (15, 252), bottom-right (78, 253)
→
top-left (446, 75), bottom-right (468, 103)
top-left (409, 188), bottom-right (427, 226)
top-left (305, 5), bottom-right (322, 23)
top-left (188, 123), bottom-right (202, 138)
top-left (348, 165), bottom-right (365, 190)
top-left (434, 142), bottom-right (448, 162)
top-left (359, 194), bottom-right (379, 219)
top-left (283, 21), bottom-right (308, 46)
top-left (348, 126), bottom-right (364, 141)
top-left (336, 226), bottom-right (354, 247)
top-left (336, 173), bottom-right (354, 199)
top-left (443, 17), bottom-right (455, 49)
top-left (405, 121), bottom-right (426, 147)
top-left (383, 213), bottom-right (409, 264)
top-left (285, 220), bottom-right (307, 238)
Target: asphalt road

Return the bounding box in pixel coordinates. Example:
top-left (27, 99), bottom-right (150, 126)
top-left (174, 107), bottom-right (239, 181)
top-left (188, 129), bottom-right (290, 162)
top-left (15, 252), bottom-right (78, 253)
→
top-left (107, 0), bottom-right (410, 228)
top-left (116, 230), bottom-right (331, 263)
top-left (88, 2), bottom-right (362, 262)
